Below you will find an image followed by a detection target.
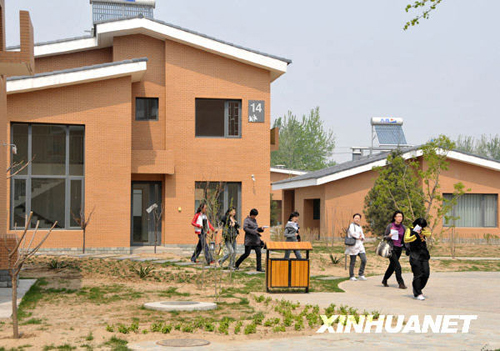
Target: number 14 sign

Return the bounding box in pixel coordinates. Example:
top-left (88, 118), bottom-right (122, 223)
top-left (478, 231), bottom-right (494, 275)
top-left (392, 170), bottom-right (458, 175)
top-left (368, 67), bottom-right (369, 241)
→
top-left (248, 100), bottom-right (265, 123)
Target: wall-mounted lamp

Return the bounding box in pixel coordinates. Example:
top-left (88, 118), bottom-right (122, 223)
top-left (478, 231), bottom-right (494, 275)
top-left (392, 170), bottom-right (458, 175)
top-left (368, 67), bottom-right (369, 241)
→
top-left (178, 207), bottom-right (182, 212)
top-left (251, 174), bottom-right (256, 182)
top-left (2, 143), bottom-right (17, 155)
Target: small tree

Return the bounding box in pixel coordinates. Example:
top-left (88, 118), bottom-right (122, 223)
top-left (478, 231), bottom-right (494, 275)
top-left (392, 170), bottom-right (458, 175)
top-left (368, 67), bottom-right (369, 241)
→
top-left (152, 204), bottom-right (164, 254)
top-left (418, 135), bottom-right (469, 249)
top-left (364, 136), bottom-right (468, 248)
top-left (364, 150), bottom-right (426, 236)
top-left (3, 212), bottom-right (56, 338)
top-left (71, 207), bottom-right (95, 254)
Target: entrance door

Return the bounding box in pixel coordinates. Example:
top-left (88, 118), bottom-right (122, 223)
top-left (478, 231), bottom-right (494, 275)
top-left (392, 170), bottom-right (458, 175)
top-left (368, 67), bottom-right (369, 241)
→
top-left (131, 182), bottom-right (162, 246)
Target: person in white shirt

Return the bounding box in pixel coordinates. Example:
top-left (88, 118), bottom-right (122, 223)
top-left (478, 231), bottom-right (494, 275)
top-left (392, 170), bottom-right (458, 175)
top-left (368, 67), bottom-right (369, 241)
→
top-left (345, 213), bottom-right (367, 281)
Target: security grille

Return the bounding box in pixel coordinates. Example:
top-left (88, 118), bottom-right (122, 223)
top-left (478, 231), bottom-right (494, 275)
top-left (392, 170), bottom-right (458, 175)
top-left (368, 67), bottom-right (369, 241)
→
top-left (91, 0), bottom-right (154, 24)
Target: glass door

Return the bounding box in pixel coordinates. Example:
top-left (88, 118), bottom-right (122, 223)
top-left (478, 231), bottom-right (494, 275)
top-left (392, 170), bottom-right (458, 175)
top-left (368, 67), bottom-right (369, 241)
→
top-left (131, 182), bottom-right (162, 246)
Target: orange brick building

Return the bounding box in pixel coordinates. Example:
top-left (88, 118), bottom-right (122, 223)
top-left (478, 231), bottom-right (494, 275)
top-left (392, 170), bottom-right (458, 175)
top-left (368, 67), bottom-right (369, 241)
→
top-left (273, 148), bottom-right (500, 242)
top-left (5, 14), bottom-right (290, 253)
top-left (0, 0), bottom-right (34, 285)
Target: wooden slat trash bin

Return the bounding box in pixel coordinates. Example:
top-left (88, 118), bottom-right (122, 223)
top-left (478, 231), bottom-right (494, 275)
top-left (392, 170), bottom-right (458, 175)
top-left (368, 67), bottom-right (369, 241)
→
top-left (265, 241), bottom-right (313, 293)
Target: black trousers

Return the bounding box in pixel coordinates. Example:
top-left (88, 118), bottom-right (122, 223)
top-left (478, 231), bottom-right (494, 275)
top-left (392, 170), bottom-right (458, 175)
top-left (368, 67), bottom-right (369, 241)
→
top-left (383, 246), bottom-right (405, 285)
top-left (235, 245), bottom-right (262, 270)
top-left (191, 232), bottom-right (212, 264)
top-left (410, 256), bottom-right (430, 297)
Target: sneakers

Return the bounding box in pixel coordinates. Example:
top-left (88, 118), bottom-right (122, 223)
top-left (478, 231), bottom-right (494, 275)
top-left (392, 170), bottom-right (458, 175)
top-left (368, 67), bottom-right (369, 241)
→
top-left (358, 276), bottom-right (367, 281)
top-left (349, 277), bottom-right (357, 281)
top-left (416, 294), bottom-right (425, 301)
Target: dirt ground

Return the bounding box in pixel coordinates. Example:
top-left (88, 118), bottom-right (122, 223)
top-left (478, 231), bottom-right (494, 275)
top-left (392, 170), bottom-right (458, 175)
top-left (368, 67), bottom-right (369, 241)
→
top-left (0, 242), bottom-right (498, 350)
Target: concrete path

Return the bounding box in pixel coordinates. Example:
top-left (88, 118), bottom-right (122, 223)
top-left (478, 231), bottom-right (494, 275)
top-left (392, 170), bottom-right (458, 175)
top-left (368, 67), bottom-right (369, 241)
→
top-left (130, 272), bottom-right (500, 350)
top-left (0, 279), bottom-right (37, 319)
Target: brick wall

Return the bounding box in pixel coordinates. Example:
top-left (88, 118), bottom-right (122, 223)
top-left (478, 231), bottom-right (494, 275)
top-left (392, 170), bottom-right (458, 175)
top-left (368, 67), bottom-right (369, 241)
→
top-left (7, 77), bottom-right (133, 249)
top-left (35, 48), bottom-right (112, 74)
top-left (0, 233), bottom-right (17, 270)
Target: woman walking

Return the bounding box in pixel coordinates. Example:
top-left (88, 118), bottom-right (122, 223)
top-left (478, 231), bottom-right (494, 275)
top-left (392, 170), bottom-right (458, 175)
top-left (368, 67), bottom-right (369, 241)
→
top-left (234, 209), bottom-right (265, 272)
top-left (382, 210), bottom-right (407, 289)
top-left (345, 213), bottom-right (367, 281)
top-left (284, 211), bottom-right (302, 259)
top-left (190, 203), bottom-right (217, 265)
top-left (404, 218), bottom-right (431, 300)
top-left (218, 207), bottom-right (240, 269)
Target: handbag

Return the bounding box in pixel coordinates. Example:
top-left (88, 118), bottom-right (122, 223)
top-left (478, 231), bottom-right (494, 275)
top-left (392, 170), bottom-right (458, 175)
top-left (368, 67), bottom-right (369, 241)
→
top-left (344, 236), bottom-right (356, 246)
top-left (376, 240), bottom-right (393, 258)
top-left (344, 224), bottom-right (356, 246)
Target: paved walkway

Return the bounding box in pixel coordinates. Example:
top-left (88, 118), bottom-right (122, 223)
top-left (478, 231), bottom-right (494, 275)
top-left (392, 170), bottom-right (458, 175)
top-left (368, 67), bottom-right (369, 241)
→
top-left (0, 279), bottom-right (37, 319)
top-left (130, 272), bottom-right (500, 350)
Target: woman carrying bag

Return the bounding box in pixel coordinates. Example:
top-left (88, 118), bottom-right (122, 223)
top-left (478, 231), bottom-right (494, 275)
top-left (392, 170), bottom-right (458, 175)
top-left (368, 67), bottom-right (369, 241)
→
top-left (345, 213), bottom-right (367, 281)
top-left (381, 210), bottom-right (407, 289)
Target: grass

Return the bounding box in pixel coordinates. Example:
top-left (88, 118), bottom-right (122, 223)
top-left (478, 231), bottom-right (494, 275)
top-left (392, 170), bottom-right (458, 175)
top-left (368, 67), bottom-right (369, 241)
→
top-left (21, 318), bottom-right (43, 325)
top-left (103, 336), bottom-right (130, 351)
top-left (17, 279), bottom-right (47, 320)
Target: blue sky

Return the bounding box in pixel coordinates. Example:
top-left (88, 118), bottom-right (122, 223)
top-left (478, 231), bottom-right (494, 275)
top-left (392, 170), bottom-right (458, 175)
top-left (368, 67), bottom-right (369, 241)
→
top-left (6, 0), bottom-right (500, 162)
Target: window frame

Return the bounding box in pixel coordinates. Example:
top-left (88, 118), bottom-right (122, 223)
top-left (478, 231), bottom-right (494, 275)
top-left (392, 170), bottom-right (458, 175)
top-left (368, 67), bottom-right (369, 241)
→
top-left (135, 97), bottom-right (159, 121)
top-left (194, 182), bottom-right (242, 224)
top-left (195, 98), bottom-right (242, 138)
top-left (443, 193), bottom-right (498, 228)
top-left (10, 123), bottom-right (85, 230)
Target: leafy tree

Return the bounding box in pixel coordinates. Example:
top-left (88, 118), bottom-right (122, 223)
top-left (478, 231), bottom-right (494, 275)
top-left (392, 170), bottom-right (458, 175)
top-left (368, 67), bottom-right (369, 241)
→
top-left (364, 135), bottom-right (468, 247)
top-left (363, 150), bottom-right (426, 236)
top-left (404, 0), bottom-right (444, 30)
top-left (271, 107), bottom-right (335, 171)
top-left (456, 134), bottom-right (500, 161)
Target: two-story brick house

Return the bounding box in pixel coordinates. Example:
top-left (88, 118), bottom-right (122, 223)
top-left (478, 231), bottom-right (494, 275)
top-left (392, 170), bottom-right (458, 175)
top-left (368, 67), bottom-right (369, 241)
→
top-left (5, 3), bottom-right (290, 253)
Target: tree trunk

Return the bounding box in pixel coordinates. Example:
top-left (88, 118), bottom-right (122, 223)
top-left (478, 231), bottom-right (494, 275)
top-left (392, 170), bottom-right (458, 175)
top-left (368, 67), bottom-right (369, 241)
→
top-left (11, 270), bottom-right (19, 339)
top-left (83, 229), bottom-right (86, 254)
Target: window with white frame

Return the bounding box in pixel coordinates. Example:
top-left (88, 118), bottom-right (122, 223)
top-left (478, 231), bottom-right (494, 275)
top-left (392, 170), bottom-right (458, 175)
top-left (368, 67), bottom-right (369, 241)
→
top-left (443, 194), bottom-right (497, 228)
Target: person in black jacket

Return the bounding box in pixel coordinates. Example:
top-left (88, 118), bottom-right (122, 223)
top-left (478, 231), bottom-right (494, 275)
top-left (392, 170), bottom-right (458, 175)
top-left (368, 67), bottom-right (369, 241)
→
top-left (404, 218), bottom-right (432, 301)
top-left (234, 208), bottom-right (265, 272)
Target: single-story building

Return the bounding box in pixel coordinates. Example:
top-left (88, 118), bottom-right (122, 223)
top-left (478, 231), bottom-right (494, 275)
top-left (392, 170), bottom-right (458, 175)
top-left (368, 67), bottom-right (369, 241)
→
top-left (272, 147), bottom-right (500, 241)
top-left (270, 167), bottom-right (307, 225)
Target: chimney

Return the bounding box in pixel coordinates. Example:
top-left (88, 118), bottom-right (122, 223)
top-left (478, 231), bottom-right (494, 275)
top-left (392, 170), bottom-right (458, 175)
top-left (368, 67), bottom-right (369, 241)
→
top-left (351, 148), bottom-right (362, 161)
top-left (90, 0), bottom-right (155, 24)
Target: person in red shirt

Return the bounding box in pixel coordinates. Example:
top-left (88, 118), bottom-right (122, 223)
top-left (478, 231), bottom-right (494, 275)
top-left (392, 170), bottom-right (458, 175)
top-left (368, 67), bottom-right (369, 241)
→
top-left (191, 202), bottom-right (217, 264)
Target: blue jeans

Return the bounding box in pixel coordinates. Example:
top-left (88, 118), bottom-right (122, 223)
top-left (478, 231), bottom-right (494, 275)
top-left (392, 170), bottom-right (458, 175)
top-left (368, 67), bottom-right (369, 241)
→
top-left (219, 239), bottom-right (237, 268)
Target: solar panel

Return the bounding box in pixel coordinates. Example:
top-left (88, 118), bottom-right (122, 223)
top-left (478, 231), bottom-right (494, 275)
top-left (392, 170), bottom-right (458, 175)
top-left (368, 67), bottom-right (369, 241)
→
top-left (374, 124), bottom-right (407, 145)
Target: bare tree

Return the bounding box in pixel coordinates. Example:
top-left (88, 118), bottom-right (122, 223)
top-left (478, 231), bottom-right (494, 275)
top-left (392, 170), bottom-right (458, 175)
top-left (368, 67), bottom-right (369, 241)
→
top-left (71, 207), bottom-right (95, 254)
top-left (3, 211), bottom-right (56, 338)
top-left (152, 204), bottom-right (164, 254)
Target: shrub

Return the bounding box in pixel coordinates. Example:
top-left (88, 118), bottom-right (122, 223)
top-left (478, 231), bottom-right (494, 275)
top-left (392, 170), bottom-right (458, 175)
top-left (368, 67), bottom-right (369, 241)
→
top-left (234, 321), bottom-right (243, 334)
top-left (244, 323), bottom-right (257, 335)
top-left (252, 312), bottom-right (265, 325)
top-left (273, 325), bottom-right (286, 332)
top-left (132, 265), bottom-right (155, 279)
top-left (264, 318), bottom-right (280, 327)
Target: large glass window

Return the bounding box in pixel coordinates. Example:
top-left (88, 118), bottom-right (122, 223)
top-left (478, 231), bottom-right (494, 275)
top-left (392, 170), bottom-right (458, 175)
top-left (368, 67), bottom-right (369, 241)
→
top-left (195, 182), bottom-right (241, 224)
top-left (195, 99), bottom-right (241, 138)
top-left (443, 194), bottom-right (497, 228)
top-left (10, 124), bottom-right (85, 229)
